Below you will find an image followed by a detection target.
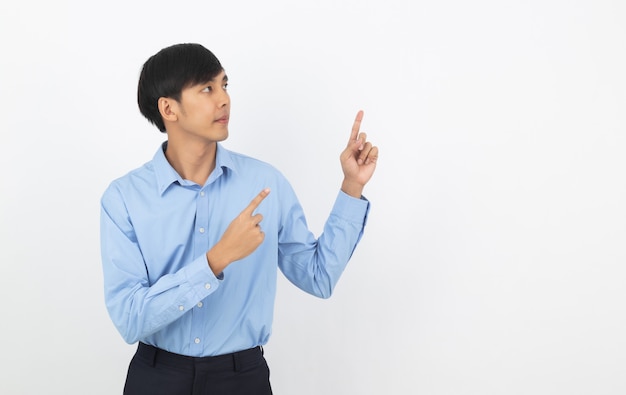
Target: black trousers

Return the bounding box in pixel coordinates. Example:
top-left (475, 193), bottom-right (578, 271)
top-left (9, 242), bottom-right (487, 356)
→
top-left (123, 343), bottom-right (273, 395)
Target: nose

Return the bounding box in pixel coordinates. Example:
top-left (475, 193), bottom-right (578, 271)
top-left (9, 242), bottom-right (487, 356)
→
top-left (217, 88), bottom-right (229, 108)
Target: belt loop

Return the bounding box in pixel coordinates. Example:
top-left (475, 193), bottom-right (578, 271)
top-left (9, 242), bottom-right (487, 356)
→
top-left (233, 351), bottom-right (241, 372)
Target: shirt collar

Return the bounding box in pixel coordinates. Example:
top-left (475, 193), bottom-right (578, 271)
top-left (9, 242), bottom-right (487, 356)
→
top-left (153, 142), bottom-right (238, 196)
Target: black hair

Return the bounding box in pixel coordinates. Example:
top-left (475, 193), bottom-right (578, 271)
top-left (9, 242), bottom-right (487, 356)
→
top-left (137, 43), bottom-right (223, 133)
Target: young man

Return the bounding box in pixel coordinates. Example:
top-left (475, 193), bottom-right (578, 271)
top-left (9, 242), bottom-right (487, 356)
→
top-left (100, 43), bottom-right (378, 395)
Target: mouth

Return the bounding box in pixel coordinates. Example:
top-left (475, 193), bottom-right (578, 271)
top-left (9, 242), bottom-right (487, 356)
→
top-left (215, 114), bottom-right (229, 124)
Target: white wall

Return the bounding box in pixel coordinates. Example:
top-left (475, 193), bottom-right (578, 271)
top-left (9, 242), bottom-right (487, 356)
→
top-left (1, 1), bottom-right (625, 394)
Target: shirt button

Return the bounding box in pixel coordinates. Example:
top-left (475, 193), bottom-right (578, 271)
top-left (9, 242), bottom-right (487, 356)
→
top-left (197, 302), bottom-right (203, 308)
top-left (199, 227), bottom-right (205, 233)
top-left (205, 283), bottom-right (211, 290)
top-left (179, 305), bottom-right (184, 311)
top-left (200, 191), bottom-right (205, 197)
top-left (194, 338), bottom-right (201, 344)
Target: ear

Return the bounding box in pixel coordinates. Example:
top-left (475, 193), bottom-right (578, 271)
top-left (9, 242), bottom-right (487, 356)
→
top-left (158, 97), bottom-right (179, 123)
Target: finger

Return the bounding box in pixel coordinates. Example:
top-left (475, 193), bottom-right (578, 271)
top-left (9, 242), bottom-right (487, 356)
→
top-left (243, 188), bottom-right (270, 215)
top-left (354, 132), bottom-right (367, 151)
top-left (340, 132), bottom-right (367, 163)
top-left (348, 110), bottom-right (364, 146)
top-left (357, 141), bottom-right (373, 164)
top-left (363, 145), bottom-right (379, 165)
top-left (252, 213), bottom-right (264, 226)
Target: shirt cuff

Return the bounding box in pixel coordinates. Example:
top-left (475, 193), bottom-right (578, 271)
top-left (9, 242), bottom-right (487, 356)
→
top-left (332, 190), bottom-right (370, 225)
top-left (184, 255), bottom-right (222, 300)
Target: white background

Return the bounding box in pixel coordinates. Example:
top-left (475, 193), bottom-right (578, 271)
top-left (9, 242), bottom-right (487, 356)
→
top-left (1, 0), bottom-right (625, 394)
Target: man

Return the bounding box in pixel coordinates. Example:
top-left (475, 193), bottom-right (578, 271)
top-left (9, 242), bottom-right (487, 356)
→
top-left (100, 43), bottom-right (378, 394)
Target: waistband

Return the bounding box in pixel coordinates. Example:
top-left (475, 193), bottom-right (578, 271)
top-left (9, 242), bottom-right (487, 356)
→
top-left (136, 342), bottom-right (264, 373)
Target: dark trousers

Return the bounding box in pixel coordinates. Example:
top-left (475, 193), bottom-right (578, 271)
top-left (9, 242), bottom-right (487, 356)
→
top-left (123, 343), bottom-right (273, 395)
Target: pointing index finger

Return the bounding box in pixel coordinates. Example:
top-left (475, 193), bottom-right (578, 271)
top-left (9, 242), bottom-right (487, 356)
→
top-left (349, 110), bottom-right (364, 145)
top-left (244, 188), bottom-right (271, 215)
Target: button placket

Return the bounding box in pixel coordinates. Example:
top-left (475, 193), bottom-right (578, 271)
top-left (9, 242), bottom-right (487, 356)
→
top-left (191, 187), bottom-right (210, 354)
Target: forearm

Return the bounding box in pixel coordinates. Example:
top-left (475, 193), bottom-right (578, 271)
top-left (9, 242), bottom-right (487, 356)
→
top-left (104, 255), bottom-right (219, 343)
top-left (279, 190), bottom-right (370, 298)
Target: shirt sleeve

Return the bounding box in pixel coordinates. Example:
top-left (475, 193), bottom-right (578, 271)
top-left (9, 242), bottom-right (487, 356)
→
top-left (277, 187), bottom-right (370, 298)
top-left (100, 184), bottom-right (221, 344)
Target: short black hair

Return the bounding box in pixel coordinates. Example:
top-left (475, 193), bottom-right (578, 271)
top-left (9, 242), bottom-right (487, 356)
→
top-left (137, 43), bottom-right (223, 133)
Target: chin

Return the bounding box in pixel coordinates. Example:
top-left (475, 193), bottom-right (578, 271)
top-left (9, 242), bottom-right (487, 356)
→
top-left (218, 131), bottom-right (229, 141)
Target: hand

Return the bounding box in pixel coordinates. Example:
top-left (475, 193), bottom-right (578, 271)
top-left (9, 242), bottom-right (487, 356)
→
top-left (207, 188), bottom-right (270, 275)
top-left (340, 110), bottom-right (379, 198)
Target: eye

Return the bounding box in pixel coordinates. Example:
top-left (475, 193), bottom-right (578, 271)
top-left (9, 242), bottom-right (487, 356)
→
top-left (223, 83), bottom-right (229, 90)
top-left (202, 86), bottom-right (213, 93)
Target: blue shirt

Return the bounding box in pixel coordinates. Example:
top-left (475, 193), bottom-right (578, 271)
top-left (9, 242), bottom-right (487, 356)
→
top-left (100, 142), bottom-right (370, 357)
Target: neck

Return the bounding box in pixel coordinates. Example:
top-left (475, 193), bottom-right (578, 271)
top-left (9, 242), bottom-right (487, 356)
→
top-left (164, 136), bottom-right (218, 186)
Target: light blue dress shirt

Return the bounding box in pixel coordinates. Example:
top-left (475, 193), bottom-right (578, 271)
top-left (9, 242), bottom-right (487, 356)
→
top-left (100, 142), bottom-right (370, 357)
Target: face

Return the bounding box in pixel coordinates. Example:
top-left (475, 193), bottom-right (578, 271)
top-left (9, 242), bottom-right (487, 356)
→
top-left (170, 70), bottom-right (230, 143)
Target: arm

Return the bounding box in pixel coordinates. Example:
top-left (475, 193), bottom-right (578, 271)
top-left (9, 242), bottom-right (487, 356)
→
top-left (278, 111), bottom-right (378, 297)
top-left (100, 189), bottom-right (220, 344)
top-left (100, 186), bottom-right (270, 344)
top-left (278, 188), bottom-right (370, 298)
